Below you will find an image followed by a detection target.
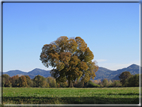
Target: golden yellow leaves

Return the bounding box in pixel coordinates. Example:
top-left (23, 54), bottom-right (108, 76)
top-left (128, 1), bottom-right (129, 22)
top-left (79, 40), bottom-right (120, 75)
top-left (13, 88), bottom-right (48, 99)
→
top-left (59, 52), bottom-right (71, 64)
top-left (75, 69), bottom-right (83, 77)
top-left (67, 39), bottom-right (78, 53)
top-left (82, 73), bottom-right (90, 83)
top-left (40, 36), bottom-right (99, 85)
top-left (87, 61), bottom-right (98, 72)
top-left (57, 62), bottom-right (65, 71)
top-left (84, 47), bottom-right (94, 62)
top-left (49, 53), bottom-right (59, 60)
top-left (79, 61), bottom-right (88, 71)
top-left (75, 37), bottom-right (87, 52)
top-left (43, 44), bottom-right (48, 47)
top-left (55, 36), bottom-right (68, 51)
top-left (19, 76), bottom-right (28, 87)
top-left (70, 56), bottom-right (80, 66)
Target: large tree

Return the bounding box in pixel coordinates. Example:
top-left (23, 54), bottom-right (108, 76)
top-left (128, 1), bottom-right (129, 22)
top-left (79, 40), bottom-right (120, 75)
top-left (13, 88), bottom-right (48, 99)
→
top-left (40, 36), bottom-right (98, 87)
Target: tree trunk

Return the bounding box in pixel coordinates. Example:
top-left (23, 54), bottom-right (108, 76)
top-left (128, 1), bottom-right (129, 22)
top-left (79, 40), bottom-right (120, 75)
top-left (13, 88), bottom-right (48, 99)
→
top-left (68, 78), bottom-right (70, 87)
top-left (70, 80), bottom-right (73, 87)
top-left (68, 77), bottom-right (73, 87)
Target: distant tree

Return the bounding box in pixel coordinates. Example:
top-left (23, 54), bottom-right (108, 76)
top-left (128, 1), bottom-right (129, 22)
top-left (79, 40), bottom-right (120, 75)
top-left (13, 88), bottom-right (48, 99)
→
top-left (127, 74), bottom-right (139, 87)
top-left (18, 76), bottom-right (28, 87)
top-left (111, 80), bottom-right (122, 87)
top-left (92, 79), bottom-right (101, 84)
top-left (40, 36), bottom-right (98, 87)
top-left (9, 75), bottom-right (19, 87)
top-left (119, 71), bottom-right (132, 86)
top-left (108, 80), bottom-right (112, 86)
top-left (5, 80), bottom-right (11, 87)
top-left (2, 74), bottom-right (10, 80)
top-left (33, 75), bottom-right (47, 87)
top-left (46, 77), bottom-right (57, 87)
top-left (102, 78), bottom-right (109, 87)
top-left (25, 75), bottom-right (33, 87)
top-left (2, 74), bottom-right (11, 87)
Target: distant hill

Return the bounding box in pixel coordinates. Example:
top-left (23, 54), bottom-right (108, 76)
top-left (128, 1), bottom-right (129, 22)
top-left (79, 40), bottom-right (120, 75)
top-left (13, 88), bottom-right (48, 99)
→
top-left (3, 64), bottom-right (140, 80)
top-left (27, 68), bottom-right (51, 78)
top-left (94, 64), bottom-right (140, 80)
top-left (3, 70), bottom-right (27, 76)
top-left (3, 68), bottom-right (51, 79)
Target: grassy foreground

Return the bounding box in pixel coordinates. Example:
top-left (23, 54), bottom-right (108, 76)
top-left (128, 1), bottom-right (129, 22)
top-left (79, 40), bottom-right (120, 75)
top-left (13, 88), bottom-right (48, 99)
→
top-left (3, 87), bottom-right (139, 104)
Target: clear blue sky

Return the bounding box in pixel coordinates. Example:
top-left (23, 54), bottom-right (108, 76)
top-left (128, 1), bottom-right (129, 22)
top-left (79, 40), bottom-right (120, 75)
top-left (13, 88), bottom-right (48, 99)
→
top-left (3, 3), bottom-right (139, 72)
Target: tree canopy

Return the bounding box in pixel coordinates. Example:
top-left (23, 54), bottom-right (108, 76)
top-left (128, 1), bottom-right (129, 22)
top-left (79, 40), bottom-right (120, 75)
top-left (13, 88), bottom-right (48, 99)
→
top-left (33, 75), bottom-right (47, 87)
top-left (119, 71), bottom-right (132, 86)
top-left (40, 36), bottom-right (98, 87)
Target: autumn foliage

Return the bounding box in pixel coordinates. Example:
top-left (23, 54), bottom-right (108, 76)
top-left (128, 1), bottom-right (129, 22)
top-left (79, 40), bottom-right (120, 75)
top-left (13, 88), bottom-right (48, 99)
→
top-left (40, 36), bottom-right (99, 87)
top-left (2, 72), bottom-right (139, 88)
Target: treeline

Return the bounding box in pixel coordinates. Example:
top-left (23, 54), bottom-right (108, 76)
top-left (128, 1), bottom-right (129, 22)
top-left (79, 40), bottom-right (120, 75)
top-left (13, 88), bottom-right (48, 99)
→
top-left (74, 72), bottom-right (140, 88)
top-left (2, 75), bottom-right (62, 88)
top-left (2, 71), bottom-right (140, 88)
top-left (99, 71), bottom-right (140, 87)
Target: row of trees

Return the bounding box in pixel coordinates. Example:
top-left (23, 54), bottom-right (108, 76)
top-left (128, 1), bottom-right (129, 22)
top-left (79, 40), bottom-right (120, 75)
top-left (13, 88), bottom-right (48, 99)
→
top-left (99, 71), bottom-right (140, 87)
top-left (2, 71), bottom-right (140, 88)
top-left (2, 74), bottom-right (59, 88)
top-left (72, 72), bottom-right (140, 88)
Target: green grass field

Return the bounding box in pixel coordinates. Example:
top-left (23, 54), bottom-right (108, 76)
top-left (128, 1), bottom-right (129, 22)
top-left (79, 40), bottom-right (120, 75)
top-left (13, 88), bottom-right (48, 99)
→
top-left (3, 87), bottom-right (139, 104)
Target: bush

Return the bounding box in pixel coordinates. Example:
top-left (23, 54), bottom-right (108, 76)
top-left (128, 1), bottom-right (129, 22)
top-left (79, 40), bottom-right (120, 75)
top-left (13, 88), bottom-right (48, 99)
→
top-left (101, 78), bottom-right (109, 87)
top-left (111, 80), bottom-right (122, 87)
top-left (92, 80), bottom-right (101, 84)
top-left (74, 81), bottom-right (84, 88)
top-left (85, 80), bottom-right (100, 88)
top-left (59, 82), bottom-right (68, 88)
top-left (46, 77), bottom-right (57, 88)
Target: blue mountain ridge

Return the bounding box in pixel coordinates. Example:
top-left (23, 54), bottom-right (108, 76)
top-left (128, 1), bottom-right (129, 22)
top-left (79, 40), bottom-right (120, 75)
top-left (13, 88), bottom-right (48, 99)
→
top-left (2, 64), bottom-right (140, 80)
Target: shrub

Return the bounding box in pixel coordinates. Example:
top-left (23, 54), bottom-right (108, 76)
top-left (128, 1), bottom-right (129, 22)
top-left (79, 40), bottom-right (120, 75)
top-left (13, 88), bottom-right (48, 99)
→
top-left (84, 80), bottom-right (100, 88)
top-left (46, 77), bottom-right (57, 88)
top-left (74, 81), bottom-right (84, 88)
top-left (59, 82), bottom-right (68, 87)
top-left (111, 80), bottom-right (122, 87)
top-left (101, 78), bottom-right (109, 87)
